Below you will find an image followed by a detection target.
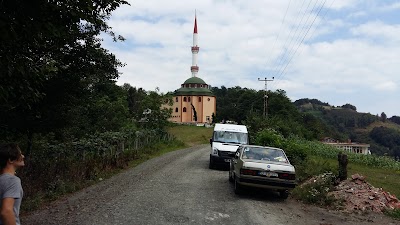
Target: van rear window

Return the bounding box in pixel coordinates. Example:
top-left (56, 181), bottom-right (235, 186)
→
top-left (213, 131), bottom-right (248, 144)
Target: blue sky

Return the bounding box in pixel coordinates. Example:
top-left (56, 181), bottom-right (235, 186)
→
top-left (103, 0), bottom-right (400, 117)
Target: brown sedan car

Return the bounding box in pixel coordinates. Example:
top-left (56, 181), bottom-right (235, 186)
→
top-left (229, 145), bottom-right (296, 199)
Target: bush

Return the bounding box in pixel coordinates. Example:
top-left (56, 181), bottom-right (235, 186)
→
top-left (254, 129), bottom-right (309, 166)
top-left (255, 128), bottom-right (285, 147)
top-left (295, 157), bottom-right (338, 182)
top-left (291, 173), bottom-right (340, 207)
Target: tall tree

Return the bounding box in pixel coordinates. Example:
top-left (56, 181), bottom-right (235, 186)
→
top-left (0, 0), bottom-right (129, 154)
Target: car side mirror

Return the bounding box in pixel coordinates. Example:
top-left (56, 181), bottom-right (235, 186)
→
top-left (209, 138), bottom-right (212, 145)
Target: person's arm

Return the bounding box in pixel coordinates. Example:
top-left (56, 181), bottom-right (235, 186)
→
top-left (1, 197), bottom-right (16, 225)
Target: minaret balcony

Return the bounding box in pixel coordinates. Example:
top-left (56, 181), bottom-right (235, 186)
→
top-left (191, 46), bottom-right (200, 52)
top-left (191, 66), bottom-right (199, 72)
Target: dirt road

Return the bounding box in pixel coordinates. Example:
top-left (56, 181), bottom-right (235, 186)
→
top-left (21, 145), bottom-right (399, 225)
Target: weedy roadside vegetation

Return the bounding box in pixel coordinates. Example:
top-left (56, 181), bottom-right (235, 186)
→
top-left (384, 208), bottom-right (400, 219)
top-left (254, 128), bottom-right (400, 214)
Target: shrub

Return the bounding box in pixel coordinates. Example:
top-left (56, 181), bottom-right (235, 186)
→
top-left (295, 157), bottom-right (338, 182)
top-left (291, 173), bottom-right (340, 207)
top-left (255, 128), bottom-right (285, 147)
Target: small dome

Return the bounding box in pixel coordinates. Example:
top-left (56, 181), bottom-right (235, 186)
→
top-left (183, 77), bottom-right (206, 84)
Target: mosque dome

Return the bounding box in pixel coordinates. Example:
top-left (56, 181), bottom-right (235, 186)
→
top-left (183, 77), bottom-right (206, 85)
top-left (175, 76), bottom-right (213, 96)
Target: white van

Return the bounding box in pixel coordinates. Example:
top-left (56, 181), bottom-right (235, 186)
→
top-left (209, 123), bottom-right (249, 169)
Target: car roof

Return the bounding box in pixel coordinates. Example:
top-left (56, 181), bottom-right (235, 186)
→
top-left (240, 145), bottom-right (284, 151)
top-left (214, 123), bottom-right (248, 133)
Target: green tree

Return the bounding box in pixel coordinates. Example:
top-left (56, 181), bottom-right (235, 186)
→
top-left (0, 0), bottom-right (129, 154)
top-left (341, 103), bottom-right (357, 111)
top-left (381, 112), bottom-right (387, 122)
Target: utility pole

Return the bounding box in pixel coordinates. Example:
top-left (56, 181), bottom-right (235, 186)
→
top-left (258, 77), bottom-right (274, 118)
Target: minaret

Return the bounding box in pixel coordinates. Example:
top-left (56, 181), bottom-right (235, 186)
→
top-left (191, 14), bottom-right (199, 77)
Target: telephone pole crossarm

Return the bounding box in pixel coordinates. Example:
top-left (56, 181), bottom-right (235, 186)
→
top-left (258, 77), bottom-right (274, 118)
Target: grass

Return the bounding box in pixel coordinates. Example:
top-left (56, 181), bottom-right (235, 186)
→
top-left (167, 124), bottom-right (213, 146)
top-left (358, 120), bottom-right (400, 132)
top-left (304, 156), bottom-right (400, 198)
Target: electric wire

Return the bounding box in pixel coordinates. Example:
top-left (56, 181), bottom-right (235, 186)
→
top-left (271, 0), bottom-right (334, 90)
top-left (256, 0), bottom-right (292, 79)
top-left (260, 0), bottom-right (308, 80)
top-left (271, 0), bottom-right (323, 87)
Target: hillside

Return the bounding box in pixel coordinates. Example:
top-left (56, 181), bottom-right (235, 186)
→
top-left (294, 98), bottom-right (400, 158)
top-left (210, 87), bottom-right (399, 159)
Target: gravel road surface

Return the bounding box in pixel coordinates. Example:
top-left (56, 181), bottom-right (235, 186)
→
top-left (21, 145), bottom-right (399, 225)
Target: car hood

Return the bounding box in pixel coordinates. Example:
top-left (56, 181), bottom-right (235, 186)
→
top-left (213, 142), bottom-right (240, 152)
top-left (243, 160), bottom-right (295, 173)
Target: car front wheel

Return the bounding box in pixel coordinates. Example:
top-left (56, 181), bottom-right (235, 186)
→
top-left (234, 178), bottom-right (242, 195)
top-left (209, 157), bottom-right (214, 169)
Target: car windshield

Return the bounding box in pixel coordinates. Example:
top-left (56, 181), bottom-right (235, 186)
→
top-left (213, 131), bottom-right (248, 144)
top-left (241, 147), bottom-right (288, 163)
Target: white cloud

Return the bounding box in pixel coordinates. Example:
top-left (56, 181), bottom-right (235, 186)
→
top-left (379, 2), bottom-right (400, 12)
top-left (374, 81), bottom-right (397, 91)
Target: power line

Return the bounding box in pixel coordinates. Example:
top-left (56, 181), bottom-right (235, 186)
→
top-left (271, 0), bottom-right (320, 82)
top-left (261, 0), bottom-right (308, 80)
top-left (256, 0), bottom-right (292, 79)
top-left (271, 0), bottom-right (332, 90)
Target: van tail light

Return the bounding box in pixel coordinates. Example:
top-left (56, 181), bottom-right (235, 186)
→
top-left (278, 173), bottom-right (295, 180)
top-left (240, 169), bottom-right (258, 176)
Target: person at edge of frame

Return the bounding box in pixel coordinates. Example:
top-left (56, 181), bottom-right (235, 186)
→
top-left (0, 143), bottom-right (25, 225)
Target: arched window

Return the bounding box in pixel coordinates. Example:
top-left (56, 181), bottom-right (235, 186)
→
top-left (183, 107), bottom-right (187, 112)
top-left (175, 107), bottom-right (178, 112)
top-left (175, 97), bottom-right (178, 102)
top-left (198, 97), bottom-right (202, 102)
top-left (183, 97), bottom-right (187, 102)
top-left (188, 97), bottom-right (191, 102)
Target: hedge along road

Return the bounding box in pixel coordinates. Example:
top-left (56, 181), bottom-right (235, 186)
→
top-left (21, 145), bottom-right (398, 225)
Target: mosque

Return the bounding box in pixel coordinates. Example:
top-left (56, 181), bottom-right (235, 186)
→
top-left (164, 14), bottom-right (216, 124)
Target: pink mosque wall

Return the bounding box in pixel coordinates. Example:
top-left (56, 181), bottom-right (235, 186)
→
top-left (163, 95), bottom-right (215, 123)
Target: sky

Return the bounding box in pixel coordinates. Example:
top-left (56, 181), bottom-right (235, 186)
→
top-left (102, 0), bottom-right (400, 117)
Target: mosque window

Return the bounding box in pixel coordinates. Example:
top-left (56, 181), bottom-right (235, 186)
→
top-left (188, 97), bottom-right (191, 102)
top-left (175, 107), bottom-right (178, 112)
top-left (199, 97), bottom-right (201, 102)
top-left (183, 107), bottom-right (187, 112)
top-left (208, 98), bottom-right (210, 101)
top-left (175, 97), bottom-right (178, 102)
top-left (183, 97), bottom-right (187, 102)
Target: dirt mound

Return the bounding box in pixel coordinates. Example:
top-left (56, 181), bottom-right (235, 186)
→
top-left (330, 173), bottom-right (400, 213)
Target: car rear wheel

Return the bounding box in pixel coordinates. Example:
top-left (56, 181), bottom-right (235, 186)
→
top-left (234, 178), bottom-right (242, 195)
top-left (279, 190), bottom-right (289, 199)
